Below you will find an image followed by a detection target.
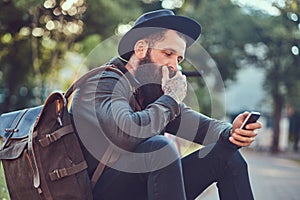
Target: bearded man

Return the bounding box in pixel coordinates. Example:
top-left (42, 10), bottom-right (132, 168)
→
top-left (72, 9), bottom-right (262, 200)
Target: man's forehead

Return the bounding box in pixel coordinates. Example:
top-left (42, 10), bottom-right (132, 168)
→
top-left (151, 30), bottom-right (186, 54)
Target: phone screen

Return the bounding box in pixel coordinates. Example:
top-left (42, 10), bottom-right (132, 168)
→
top-left (240, 112), bottom-right (261, 130)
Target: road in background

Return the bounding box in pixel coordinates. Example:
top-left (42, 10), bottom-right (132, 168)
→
top-left (197, 149), bottom-right (300, 200)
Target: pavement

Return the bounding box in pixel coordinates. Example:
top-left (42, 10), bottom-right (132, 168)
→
top-left (196, 149), bottom-right (300, 200)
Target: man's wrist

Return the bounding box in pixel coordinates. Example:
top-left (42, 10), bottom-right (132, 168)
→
top-left (156, 95), bottom-right (180, 119)
top-left (164, 93), bottom-right (179, 104)
top-left (163, 85), bottom-right (180, 103)
top-left (218, 127), bottom-right (240, 149)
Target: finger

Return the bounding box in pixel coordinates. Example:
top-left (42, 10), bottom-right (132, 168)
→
top-left (233, 112), bottom-right (250, 128)
top-left (161, 66), bottom-right (170, 86)
top-left (229, 137), bottom-right (252, 147)
top-left (242, 111), bottom-right (250, 117)
top-left (175, 73), bottom-right (187, 89)
top-left (235, 129), bottom-right (257, 137)
top-left (232, 132), bottom-right (256, 143)
top-left (182, 74), bottom-right (186, 81)
top-left (239, 111), bottom-right (250, 123)
top-left (183, 74), bottom-right (187, 89)
top-left (244, 121), bottom-right (263, 130)
top-left (169, 70), bottom-right (182, 80)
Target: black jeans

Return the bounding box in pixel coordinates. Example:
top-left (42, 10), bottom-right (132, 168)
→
top-left (93, 135), bottom-right (254, 200)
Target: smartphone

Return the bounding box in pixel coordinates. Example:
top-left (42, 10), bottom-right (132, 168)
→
top-left (240, 112), bottom-right (261, 130)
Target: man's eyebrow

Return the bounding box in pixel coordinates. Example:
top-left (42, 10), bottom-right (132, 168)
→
top-left (163, 48), bottom-right (184, 57)
top-left (166, 48), bottom-right (185, 57)
top-left (163, 48), bottom-right (177, 52)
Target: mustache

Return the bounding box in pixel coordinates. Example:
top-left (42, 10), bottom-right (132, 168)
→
top-left (167, 67), bottom-right (176, 78)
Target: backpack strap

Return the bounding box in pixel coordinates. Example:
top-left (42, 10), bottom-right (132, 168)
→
top-left (49, 161), bottom-right (88, 181)
top-left (90, 146), bottom-right (118, 189)
top-left (64, 65), bottom-right (125, 188)
top-left (64, 65), bottom-right (124, 99)
top-left (38, 124), bottom-right (74, 147)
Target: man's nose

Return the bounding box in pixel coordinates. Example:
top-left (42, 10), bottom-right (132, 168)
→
top-left (167, 60), bottom-right (179, 72)
top-left (167, 64), bottom-right (181, 78)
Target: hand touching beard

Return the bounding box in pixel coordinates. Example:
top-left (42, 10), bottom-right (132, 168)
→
top-left (135, 52), bottom-right (164, 109)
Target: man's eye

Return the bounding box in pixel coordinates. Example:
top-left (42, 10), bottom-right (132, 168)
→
top-left (165, 51), bottom-right (172, 56)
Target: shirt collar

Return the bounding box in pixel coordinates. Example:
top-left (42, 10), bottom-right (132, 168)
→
top-left (108, 57), bottom-right (141, 90)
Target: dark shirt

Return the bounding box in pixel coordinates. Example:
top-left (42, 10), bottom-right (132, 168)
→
top-left (71, 57), bottom-right (232, 176)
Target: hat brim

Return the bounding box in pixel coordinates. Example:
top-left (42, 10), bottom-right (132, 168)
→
top-left (118, 15), bottom-right (201, 61)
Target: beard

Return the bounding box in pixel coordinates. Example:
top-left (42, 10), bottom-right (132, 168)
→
top-left (135, 51), bottom-right (164, 109)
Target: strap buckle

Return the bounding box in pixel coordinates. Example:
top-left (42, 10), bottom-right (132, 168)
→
top-left (46, 134), bottom-right (57, 143)
top-left (53, 169), bottom-right (61, 180)
top-left (52, 168), bottom-right (68, 180)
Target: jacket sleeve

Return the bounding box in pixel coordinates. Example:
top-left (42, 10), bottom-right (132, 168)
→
top-left (91, 71), bottom-right (180, 151)
top-left (165, 103), bottom-right (232, 146)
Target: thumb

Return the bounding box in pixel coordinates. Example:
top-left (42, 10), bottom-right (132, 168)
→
top-left (161, 66), bottom-right (170, 86)
top-left (241, 111), bottom-right (250, 120)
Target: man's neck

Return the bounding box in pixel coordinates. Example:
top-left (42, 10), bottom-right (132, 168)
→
top-left (125, 57), bottom-right (139, 77)
top-left (125, 64), bottom-right (136, 77)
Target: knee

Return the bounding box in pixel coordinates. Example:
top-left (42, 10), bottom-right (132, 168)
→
top-left (226, 151), bottom-right (248, 175)
top-left (136, 135), bottom-right (179, 156)
top-left (135, 135), bottom-right (181, 168)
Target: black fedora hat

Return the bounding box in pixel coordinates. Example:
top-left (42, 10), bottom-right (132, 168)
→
top-left (118, 9), bottom-right (201, 61)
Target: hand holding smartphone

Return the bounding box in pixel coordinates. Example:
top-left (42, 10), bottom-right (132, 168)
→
top-left (240, 112), bottom-right (261, 130)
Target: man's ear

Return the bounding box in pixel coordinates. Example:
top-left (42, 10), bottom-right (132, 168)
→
top-left (134, 40), bottom-right (149, 59)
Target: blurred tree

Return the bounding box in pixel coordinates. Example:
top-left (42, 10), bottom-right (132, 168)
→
top-left (0, 0), bottom-right (148, 113)
top-left (279, 0), bottom-right (300, 113)
top-left (3, 0), bottom-right (299, 154)
top-left (0, 0), bottom-right (267, 116)
top-left (0, 0), bottom-right (87, 112)
top-left (79, 0), bottom-right (144, 39)
top-left (239, 0), bottom-right (300, 153)
top-left (176, 0), bottom-right (263, 117)
top-left (183, 0), bottom-right (261, 82)
top-left (0, 0), bottom-right (35, 112)
top-left (182, 0), bottom-right (300, 153)
top-left (273, 0), bottom-right (300, 152)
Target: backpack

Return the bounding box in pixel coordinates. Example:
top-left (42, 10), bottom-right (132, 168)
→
top-left (0, 65), bottom-right (123, 200)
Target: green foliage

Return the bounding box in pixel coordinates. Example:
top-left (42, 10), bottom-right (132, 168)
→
top-left (249, 0), bottom-right (300, 109)
top-left (0, 163), bottom-right (9, 199)
top-left (82, 0), bottom-right (144, 38)
top-left (79, 34), bottom-right (102, 55)
top-left (0, 0), bottom-right (87, 112)
top-left (239, 0), bottom-right (300, 152)
top-left (14, 0), bottom-right (40, 9)
top-left (183, 0), bottom-right (262, 82)
top-left (0, 0), bottom-right (299, 151)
